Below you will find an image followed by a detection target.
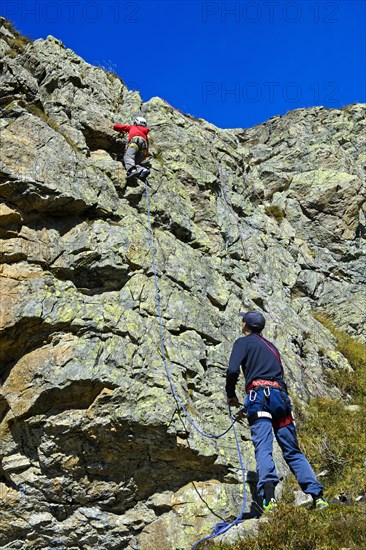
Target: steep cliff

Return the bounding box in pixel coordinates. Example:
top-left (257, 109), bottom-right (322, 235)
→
top-left (0, 19), bottom-right (365, 549)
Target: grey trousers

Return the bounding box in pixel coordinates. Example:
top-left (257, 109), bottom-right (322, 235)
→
top-left (124, 136), bottom-right (148, 172)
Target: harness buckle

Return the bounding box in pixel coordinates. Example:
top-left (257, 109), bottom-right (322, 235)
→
top-left (247, 410), bottom-right (273, 426)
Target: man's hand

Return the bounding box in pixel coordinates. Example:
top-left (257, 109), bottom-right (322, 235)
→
top-left (227, 396), bottom-right (240, 407)
top-left (235, 409), bottom-right (247, 421)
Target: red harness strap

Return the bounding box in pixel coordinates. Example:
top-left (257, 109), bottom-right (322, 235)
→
top-left (254, 334), bottom-right (282, 364)
top-left (246, 379), bottom-right (282, 392)
top-left (272, 414), bottom-right (293, 429)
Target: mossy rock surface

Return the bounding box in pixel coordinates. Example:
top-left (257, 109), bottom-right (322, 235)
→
top-left (0, 19), bottom-right (365, 550)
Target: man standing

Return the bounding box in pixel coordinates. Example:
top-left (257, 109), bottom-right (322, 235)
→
top-left (226, 310), bottom-right (328, 512)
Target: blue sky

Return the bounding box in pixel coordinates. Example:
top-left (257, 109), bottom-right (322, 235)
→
top-left (2, 0), bottom-right (365, 128)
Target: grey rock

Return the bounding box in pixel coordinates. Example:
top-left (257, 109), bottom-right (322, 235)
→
top-left (344, 405), bottom-right (361, 412)
top-left (0, 20), bottom-right (365, 550)
top-left (293, 490), bottom-right (313, 507)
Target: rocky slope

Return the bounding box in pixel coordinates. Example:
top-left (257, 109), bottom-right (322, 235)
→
top-left (0, 19), bottom-right (365, 550)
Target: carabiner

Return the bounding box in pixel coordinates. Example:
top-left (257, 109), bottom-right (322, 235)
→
top-left (264, 386), bottom-right (271, 398)
top-left (249, 390), bottom-right (257, 402)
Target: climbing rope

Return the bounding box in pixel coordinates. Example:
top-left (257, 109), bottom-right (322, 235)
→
top-left (216, 164), bottom-right (326, 392)
top-left (191, 404), bottom-right (247, 549)
top-left (142, 105), bottom-right (363, 545)
top-left (145, 177), bottom-right (237, 440)
top-left (154, 99), bottom-right (364, 319)
top-left (144, 177), bottom-right (248, 547)
top-left (213, 149), bottom-right (365, 394)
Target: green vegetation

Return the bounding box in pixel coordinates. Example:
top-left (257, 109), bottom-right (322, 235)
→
top-left (0, 19), bottom-right (32, 57)
top-left (298, 397), bottom-right (365, 497)
top-left (96, 63), bottom-right (123, 86)
top-left (207, 313), bottom-right (366, 549)
top-left (265, 204), bottom-right (285, 223)
top-left (105, 70), bottom-right (120, 84)
top-left (153, 150), bottom-right (164, 166)
top-left (185, 112), bottom-right (204, 123)
top-left (206, 503), bottom-right (366, 549)
top-left (314, 313), bottom-right (366, 399)
top-left (300, 313), bottom-right (366, 498)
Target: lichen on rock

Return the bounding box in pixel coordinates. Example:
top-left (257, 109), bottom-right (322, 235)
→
top-left (0, 19), bottom-right (365, 550)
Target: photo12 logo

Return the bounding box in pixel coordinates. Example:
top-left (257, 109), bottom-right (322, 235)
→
top-left (202, 81), bottom-right (340, 105)
top-left (201, 2), bottom-right (340, 24)
top-left (1, 1), bottom-right (140, 24)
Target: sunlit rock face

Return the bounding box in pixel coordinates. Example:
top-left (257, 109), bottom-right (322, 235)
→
top-left (0, 18), bottom-right (365, 549)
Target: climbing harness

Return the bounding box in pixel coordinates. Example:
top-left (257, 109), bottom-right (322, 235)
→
top-left (246, 379), bottom-right (282, 392)
top-left (144, 177), bottom-right (248, 548)
top-left (245, 383), bottom-right (294, 429)
top-left (140, 108), bottom-right (362, 547)
top-left (247, 410), bottom-right (272, 426)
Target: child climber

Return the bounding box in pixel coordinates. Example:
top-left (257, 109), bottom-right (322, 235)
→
top-left (113, 116), bottom-right (150, 180)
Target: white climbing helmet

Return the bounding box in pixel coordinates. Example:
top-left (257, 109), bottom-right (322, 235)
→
top-left (133, 116), bottom-right (147, 127)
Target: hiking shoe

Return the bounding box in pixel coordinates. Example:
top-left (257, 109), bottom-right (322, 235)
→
top-left (128, 166), bottom-right (150, 181)
top-left (314, 497), bottom-right (329, 510)
top-left (138, 167), bottom-right (150, 180)
top-left (126, 167), bottom-right (139, 179)
top-left (263, 498), bottom-right (277, 512)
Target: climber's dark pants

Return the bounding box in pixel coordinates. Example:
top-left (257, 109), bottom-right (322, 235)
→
top-left (124, 136), bottom-right (148, 172)
top-left (244, 388), bottom-right (324, 499)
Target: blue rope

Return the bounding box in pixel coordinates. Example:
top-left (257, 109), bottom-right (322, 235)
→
top-left (144, 178), bottom-right (247, 546)
top-left (144, 179), bottom-right (236, 440)
top-left (191, 405), bottom-right (247, 549)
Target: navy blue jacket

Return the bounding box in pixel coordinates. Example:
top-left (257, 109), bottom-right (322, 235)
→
top-left (226, 333), bottom-right (284, 398)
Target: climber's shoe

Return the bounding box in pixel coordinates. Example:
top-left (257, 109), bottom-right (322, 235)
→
top-left (126, 167), bottom-right (139, 179)
top-left (137, 167), bottom-right (150, 180)
top-left (127, 166), bottom-right (150, 181)
top-left (263, 498), bottom-right (277, 512)
top-left (313, 497), bottom-right (329, 510)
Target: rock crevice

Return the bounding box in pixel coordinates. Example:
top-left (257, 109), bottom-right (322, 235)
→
top-left (0, 19), bottom-right (365, 549)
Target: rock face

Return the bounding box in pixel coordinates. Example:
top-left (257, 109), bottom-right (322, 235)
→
top-left (0, 19), bottom-right (365, 550)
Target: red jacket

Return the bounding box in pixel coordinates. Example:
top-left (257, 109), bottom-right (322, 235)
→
top-left (113, 124), bottom-right (149, 146)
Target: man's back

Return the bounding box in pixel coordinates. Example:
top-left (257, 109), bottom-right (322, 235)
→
top-left (226, 333), bottom-right (283, 396)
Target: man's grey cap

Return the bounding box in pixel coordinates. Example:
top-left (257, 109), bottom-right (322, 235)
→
top-left (240, 310), bottom-right (266, 332)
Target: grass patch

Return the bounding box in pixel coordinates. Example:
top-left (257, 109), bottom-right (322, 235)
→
top-left (314, 312), bottom-right (366, 400)
top-left (0, 19), bottom-right (32, 57)
top-left (298, 313), bottom-right (366, 498)
top-left (105, 70), bottom-right (120, 84)
top-left (96, 62), bottom-right (124, 86)
top-left (298, 398), bottom-right (365, 497)
top-left (206, 503), bottom-right (366, 549)
top-left (206, 315), bottom-right (366, 549)
top-left (208, 397), bottom-right (366, 549)
top-left (265, 204), bottom-right (285, 223)
top-left (152, 150), bottom-right (164, 165)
